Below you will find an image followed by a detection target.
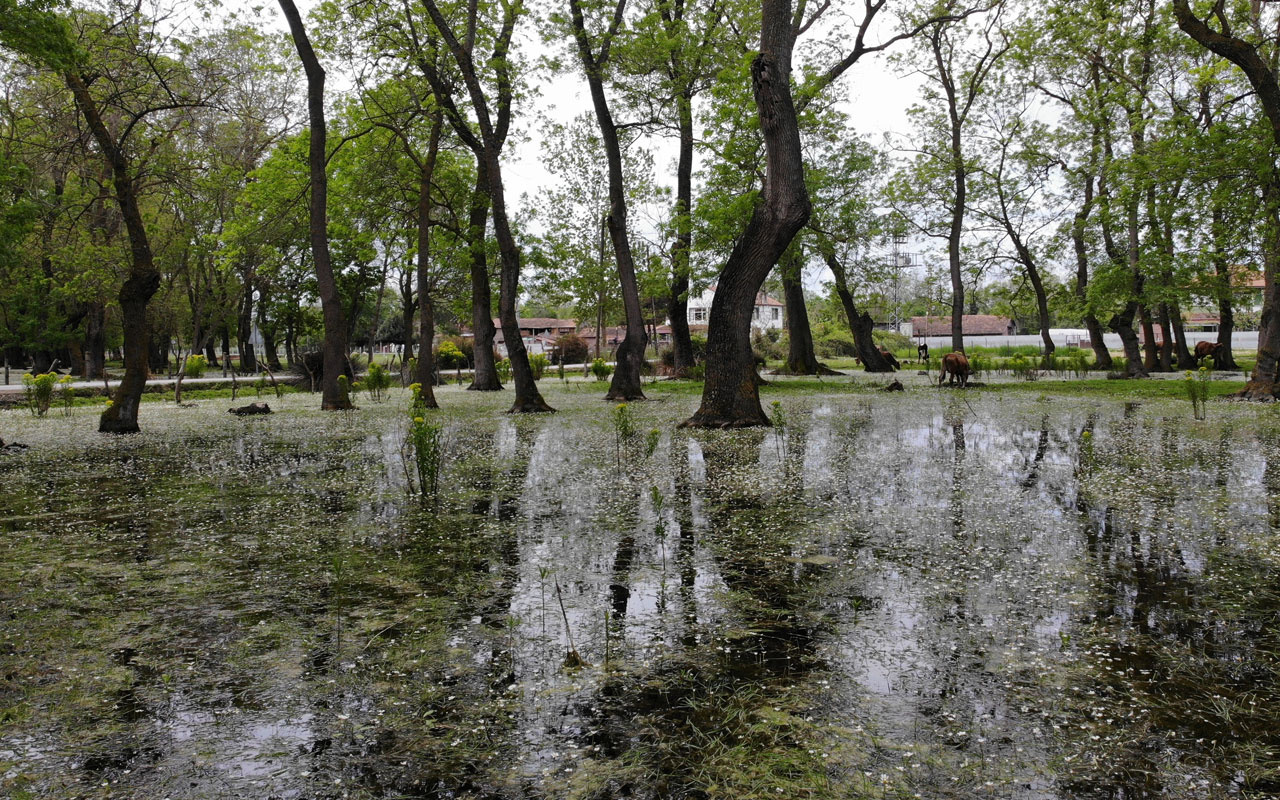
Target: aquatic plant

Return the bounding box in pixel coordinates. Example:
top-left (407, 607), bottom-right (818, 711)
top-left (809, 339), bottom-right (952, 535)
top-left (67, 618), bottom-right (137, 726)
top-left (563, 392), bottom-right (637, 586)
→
top-left (770, 400), bottom-right (786, 459)
top-left (56, 375), bottom-right (74, 416)
top-left (363, 362), bottom-right (393, 402)
top-left (21, 371), bottom-right (58, 417)
top-left (1185, 367), bottom-right (1211, 420)
top-left (406, 384), bottom-right (443, 499)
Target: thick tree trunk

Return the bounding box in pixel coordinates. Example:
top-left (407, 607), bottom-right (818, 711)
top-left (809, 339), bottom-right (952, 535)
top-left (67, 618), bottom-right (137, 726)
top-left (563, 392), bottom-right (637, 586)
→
top-left (684, 0), bottom-right (810, 427)
top-left (1111, 299), bottom-right (1148, 378)
top-left (279, 0), bottom-right (352, 411)
top-left (1139, 306), bottom-right (1159, 372)
top-left (1156, 303), bottom-right (1173, 371)
top-left (780, 258), bottom-right (821, 374)
top-left (465, 168), bottom-right (502, 391)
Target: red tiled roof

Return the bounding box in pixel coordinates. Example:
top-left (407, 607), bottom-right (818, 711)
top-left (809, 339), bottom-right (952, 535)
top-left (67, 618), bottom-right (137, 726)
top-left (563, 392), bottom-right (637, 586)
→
top-left (911, 315), bottom-right (1013, 336)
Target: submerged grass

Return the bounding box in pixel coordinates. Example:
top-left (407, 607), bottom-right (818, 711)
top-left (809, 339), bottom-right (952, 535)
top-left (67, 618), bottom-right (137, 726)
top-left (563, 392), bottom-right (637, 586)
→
top-left (2, 382), bottom-right (1279, 798)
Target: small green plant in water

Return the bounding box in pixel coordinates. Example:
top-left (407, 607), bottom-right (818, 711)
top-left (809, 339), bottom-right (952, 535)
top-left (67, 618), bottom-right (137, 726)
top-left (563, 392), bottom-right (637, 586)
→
top-left (337, 374), bottom-right (352, 407)
top-left (612, 402), bottom-right (636, 470)
top-left (407, 384), bottom-right (443, 499)
top-left (364, 362), bottom-right (393, 402)
top-left (644, 428), bottom-right (661, 458)
top-left (22, 372), bottom-right (58, 417)
top-left (770, 400), bottom-right (786, 459)
top-left (184, 354), bottom-right (208, 379)
top-left (57, 375), bottom-right (75, 416)
top-left (591, 358), bottom-right (612, 382)
top-left (1185, 367), bottom-right (1211, 420)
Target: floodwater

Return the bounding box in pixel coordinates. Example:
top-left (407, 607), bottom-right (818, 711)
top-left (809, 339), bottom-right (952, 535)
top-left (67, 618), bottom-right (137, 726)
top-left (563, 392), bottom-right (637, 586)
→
top-left (1, 383), bottom-right (1278, 799)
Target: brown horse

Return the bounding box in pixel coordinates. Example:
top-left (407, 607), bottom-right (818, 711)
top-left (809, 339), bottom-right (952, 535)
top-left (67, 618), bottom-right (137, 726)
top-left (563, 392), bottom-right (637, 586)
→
top-left (1193, 341), bottom-right (1223, 366)
top-left (940, 351), bottom-right (971, 387)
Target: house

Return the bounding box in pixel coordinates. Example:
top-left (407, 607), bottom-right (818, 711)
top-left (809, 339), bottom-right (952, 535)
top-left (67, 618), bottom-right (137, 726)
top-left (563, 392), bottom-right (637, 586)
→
top-left (483, 318), bottom-right (577, 358)
top-left (909, 315), bottom-right (1016, 337)
top-left (686, 286), bottom-right (784, 331)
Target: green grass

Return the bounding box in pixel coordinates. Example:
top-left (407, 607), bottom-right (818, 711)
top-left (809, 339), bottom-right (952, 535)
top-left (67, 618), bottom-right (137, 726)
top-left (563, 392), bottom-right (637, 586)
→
top-left (980, 377), bottom-right (1249, 400)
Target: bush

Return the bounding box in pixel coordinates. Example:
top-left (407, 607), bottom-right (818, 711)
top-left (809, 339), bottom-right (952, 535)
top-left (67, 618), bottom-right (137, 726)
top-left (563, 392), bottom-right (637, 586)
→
top-left (816, 330), bottom-right (858, 358)
top-left (363, 362), bottom-right (393, 401)
top-left (496, 358), bottom-right (512, 381)
top-left (529, 353), bottom-right (550, 380)
top-left (22, 372), bottom-right (59, 417)
top-left (435, 340), bottom-right (466, 370)
top-left (184, 354), bottom-right (208, 379)
top-left (554, 333), bottom-right (589, 365)
top-left (591, 358), bottom-right (613, 381)
top-left (751, 329), bottom-right (784, 363)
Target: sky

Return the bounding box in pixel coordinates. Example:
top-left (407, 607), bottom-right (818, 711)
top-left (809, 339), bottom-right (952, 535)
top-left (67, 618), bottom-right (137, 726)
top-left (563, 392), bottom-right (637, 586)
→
top-left (262, 0), bottom-right (929, 294)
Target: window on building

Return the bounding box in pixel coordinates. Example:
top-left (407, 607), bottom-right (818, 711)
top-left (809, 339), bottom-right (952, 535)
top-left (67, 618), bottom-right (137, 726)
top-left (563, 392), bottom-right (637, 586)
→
top-left (753, 307), bottom-right (759, 319)
top-left (772, 307), bottom-right (780, 321)
top-left (692, 308), bottom-right (707, 322)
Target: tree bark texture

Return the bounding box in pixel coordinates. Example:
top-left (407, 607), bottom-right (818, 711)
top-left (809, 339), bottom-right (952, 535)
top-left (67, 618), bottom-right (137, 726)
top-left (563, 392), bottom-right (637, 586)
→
top-left (822, 249), bottom-right (892, 372)
top-left (667, 92), bottom-right (697, 373)
top-left (279, 0), bottom-right (352, 410)
top-left (465, 169), bottom-right (502, 391)
top-left (683, 0), bottom-right (810, 427)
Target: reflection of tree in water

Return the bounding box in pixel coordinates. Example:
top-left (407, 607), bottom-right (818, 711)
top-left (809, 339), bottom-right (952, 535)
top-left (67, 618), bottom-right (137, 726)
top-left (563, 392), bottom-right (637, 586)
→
top-left (571, 429), bottom-right (832, 795)
top-left (1059, 419), bottom-right (1280, 798)
top-left (950, 417), bottom-right (965, 539)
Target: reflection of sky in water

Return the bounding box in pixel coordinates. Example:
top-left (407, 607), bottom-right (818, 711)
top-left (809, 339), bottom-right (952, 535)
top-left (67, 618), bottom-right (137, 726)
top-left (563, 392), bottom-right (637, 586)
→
top-left (0, 390), bottom-right (1275, 799)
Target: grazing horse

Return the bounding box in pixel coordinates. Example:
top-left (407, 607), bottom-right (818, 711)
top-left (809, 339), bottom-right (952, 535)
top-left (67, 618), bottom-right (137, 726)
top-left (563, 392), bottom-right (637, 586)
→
top-left (1194, 340), bottom-right (1223, 367)
top-left (939, 351), bottom-right (971, 387)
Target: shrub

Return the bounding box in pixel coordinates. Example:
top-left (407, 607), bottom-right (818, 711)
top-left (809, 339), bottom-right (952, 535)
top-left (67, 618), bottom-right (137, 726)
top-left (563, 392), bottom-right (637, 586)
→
top-left (871, 330), bottom-right (911, 351)
top-left (364, 362), bottom-right (393, 401)
top-left (816, 330), bottom-right (858, 358)
top-left (529, 353), bottom-right (550, 380)
top-left (22, 372), bottom-right (58, 417)
top-left (554, 333), bottom-right (589, 365)
top-left (591, 358), bottom-right (613, 381)
top-left (184, 354), bottom-right (208, 379)
top-left (436, 340), bottom-right (466, 370)
top-left (751, 329), bottom-right (784, 363)
top-left (496, 358), bottom-right (512, 381)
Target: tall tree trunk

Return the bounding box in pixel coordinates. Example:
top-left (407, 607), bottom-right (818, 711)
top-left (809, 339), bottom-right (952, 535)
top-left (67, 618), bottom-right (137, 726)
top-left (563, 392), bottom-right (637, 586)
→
top-left (465, 167), bottom-right (502, 391)
top-left (1070, 175), bottom-right (1112, 369)
top-left (279, 0), bottom-right (352, 410)
top-left (64, 73), bottom-right (160, 433)
top-left (257, 292), bottom-right (283, 372)
top-left (237, 270), bottom-right (258, 373)
top-left (1167, 301), bottom-right (1196, 369)
top-left (83, 302), bottom-right (106, 380)
top-left (1139, 305), bottom-right (1159, 371)
top-left (780, 252), bottom-right (820, 373)
top-left (1210, 204), bottom-right (1240, 369)
top-left (667, 91), bottom-right (696, 374)
top-left (414, 122), bottom-right (443, 407)
top-left (567, 0), bottom-right (648, 400)
top-left (684, 0), bottom-right (810, 427)
top-left (1156, 303), bottom-right (1173, 371)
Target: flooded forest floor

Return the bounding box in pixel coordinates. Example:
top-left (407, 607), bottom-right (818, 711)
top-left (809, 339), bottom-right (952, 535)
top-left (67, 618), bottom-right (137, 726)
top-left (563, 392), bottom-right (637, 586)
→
top-left (2, 377), bottom-right (1279, 799)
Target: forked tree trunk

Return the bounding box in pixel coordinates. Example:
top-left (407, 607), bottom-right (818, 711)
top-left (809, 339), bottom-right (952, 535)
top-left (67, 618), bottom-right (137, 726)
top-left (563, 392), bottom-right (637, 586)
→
top-left (821, 248), bottom-right (892, 372)
top-left (683, 0), bottom-right (810, 427)
top-left (1139, 306), bottom-right (1159, 372)
top-left (1111, 298), bottom-right (1148, 378)
top-left (279, 0), bottom-right (352, 411)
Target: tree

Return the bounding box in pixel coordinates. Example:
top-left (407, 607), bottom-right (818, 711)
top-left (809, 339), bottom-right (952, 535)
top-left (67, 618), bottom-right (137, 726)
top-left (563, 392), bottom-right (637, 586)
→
top-left (681, 0), bottom-right (809, 427)
top-left (892, 3), bottom-right (1008, 355)
top-left (1174, 0), bottom-right (1280, 398)
top-left (278, 0), bottom-right (353, 410)
top-left (412, 0), bottom-right (553, 412)
top-left (565, 0), bottom-right (650, 400)
top-left (2, 0), bottom-right (220, 432)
